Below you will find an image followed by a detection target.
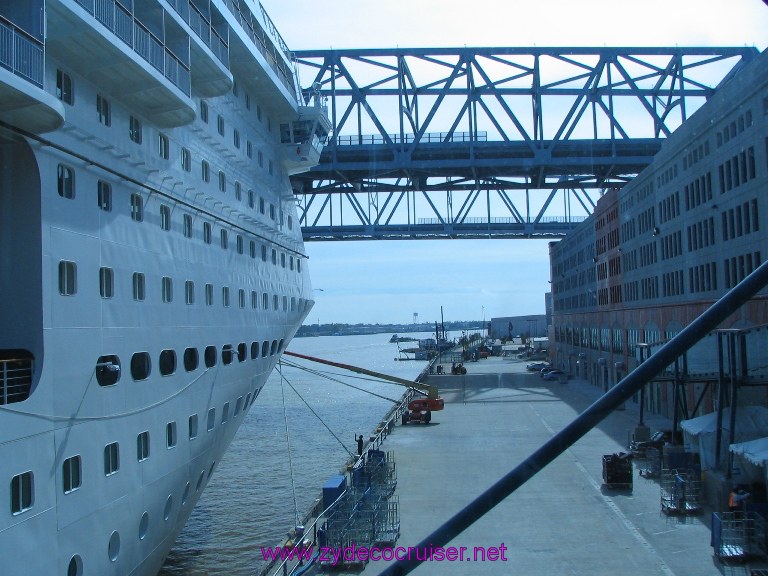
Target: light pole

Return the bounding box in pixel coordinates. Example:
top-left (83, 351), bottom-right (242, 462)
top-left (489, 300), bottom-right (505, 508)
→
top-left (313, 289), bottom-right (323, 335)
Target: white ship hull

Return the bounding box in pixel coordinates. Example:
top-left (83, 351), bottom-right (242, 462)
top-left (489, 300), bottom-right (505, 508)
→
top-left (0, 1), bottom-right (326, 574)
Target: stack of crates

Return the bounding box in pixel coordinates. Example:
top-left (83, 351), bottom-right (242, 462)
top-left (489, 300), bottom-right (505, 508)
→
top-left (602, 453), bottom-right (633, 489)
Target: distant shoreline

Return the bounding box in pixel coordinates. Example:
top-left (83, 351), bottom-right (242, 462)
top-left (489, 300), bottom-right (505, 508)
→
top-left (295, 321), bottom-right (486, 338)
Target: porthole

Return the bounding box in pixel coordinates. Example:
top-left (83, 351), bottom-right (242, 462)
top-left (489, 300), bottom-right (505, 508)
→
top-left (67, 555), bottom-right (82, 576)
top-left (130, 352), bottom-right (151, 381)
top-left (196, 471), bottom-right (205, 491)
top-left (182, 482), bottom-right (190, 506)
top-left (270, 340), bottom-right (278, 355)
top-left (237, 342), bottom-right (246, 362)
top-left (108, 531), bottom-right (120, 562)
top-left (164, 495), bottom-right (173, 521)
top-left (204, 346), bottom-right (217, 368)
top-left (96, 355), bottom-right (121, 386)
top-left (222, 344), bottom-right (234, 365)
top-left (159, 349), bottom-right (176, 376)
top-left (208, 461), bottom-right (216, 478)
top-left (139, 512), bottom-right (149, 540)
top-left (250, 342), bottom-right (259, 359)
top-left (183, 347), bottom-right (199, 371)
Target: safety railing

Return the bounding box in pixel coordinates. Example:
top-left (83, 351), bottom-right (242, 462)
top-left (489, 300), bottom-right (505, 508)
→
top-left (336, 131), bottom-right (489, 146)
top-left (417, 215), bottom-right (589, 226)
top-left (0, 20), bottom-right (44, 88)
top-left (1, 356), bottom-right (33, 405)
top-left (73, 0), bottom-right (191, 95)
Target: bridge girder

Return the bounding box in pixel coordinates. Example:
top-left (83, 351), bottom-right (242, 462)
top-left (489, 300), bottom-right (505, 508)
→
top-left (290, 46), bottom-right (758, 241)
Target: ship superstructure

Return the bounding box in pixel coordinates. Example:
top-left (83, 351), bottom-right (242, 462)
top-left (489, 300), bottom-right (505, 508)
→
top-left (0, 1), bottom-right (328, 574)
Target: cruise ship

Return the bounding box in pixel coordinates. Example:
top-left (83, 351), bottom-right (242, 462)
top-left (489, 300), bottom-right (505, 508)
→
top-left (0, 1), bottom-right (329, 575)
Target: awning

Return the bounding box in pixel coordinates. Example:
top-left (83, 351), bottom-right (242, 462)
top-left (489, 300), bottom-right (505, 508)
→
top-left (730, 437), bottom-right (768, 467)
top-left (680, 405), bottom-right (768, 437)
top-left (680, 406), bottom-right (768, 470)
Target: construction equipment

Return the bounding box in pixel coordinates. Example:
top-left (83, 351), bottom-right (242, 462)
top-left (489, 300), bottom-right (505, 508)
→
top-left (283, 351), bottom-right (445, 425)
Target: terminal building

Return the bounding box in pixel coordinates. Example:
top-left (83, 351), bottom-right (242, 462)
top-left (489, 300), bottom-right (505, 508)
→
top-left (548, 50), bottom-right (768, 480)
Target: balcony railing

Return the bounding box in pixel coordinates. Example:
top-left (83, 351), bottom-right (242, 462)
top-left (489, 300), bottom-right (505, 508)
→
top-left (72, 0), bottom-right (191, 95)
top-left (0, 19), bottom-right (44, 88)
top-left (221, 0), bottom-right (296, 96)
top-left (0, 356), bottom-right (33, 405)
top-left (182, 2), bottom-right (230, 68)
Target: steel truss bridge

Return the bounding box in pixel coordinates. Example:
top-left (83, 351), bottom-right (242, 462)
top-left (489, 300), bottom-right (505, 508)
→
top-left (290, 46), bottom-right (758, 241)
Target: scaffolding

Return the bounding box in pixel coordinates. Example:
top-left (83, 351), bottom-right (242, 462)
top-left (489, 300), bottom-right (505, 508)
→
top-left (660, 469), bottom-right (702, 514)
top-left (712, 511), bottom-right (768, 562)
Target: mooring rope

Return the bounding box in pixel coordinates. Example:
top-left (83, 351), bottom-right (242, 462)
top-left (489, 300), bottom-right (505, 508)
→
top-left (276, 362), bottom-right (355, 458)
top-left (278, 360), bottom-right (300, 527)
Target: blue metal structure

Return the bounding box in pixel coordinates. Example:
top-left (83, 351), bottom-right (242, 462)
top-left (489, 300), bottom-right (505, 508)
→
top-left (291, 47), bottom-right (757, 240)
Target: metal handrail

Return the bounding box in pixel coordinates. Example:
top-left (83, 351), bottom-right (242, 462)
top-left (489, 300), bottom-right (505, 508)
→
top-left (1, 357), bottom-right (33, 405)
top-left (0, 19), bottom-right (43, 88)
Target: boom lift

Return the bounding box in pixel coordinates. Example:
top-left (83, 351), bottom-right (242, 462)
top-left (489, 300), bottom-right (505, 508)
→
top-left (283, 351), bottom-right (444, 425)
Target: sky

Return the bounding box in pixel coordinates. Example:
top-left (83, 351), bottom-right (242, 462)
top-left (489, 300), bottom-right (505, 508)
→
top-left (265, 0), bottom-right (768, 326)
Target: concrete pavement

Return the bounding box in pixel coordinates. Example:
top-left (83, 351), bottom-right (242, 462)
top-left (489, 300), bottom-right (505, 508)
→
top-left (355, 355), bottom-right (752, 576)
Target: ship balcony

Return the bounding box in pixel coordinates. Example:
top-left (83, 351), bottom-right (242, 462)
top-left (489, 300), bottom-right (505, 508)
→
top-left (0, 351), bottom-right (34, 405)
top-left (279, 104), bottom-right (332, 175)
top-left (46, 0), bottom-right (196, 127)
top-left (165, 0), bottom-right (233, 97)
top-left (0, 21), bottom-right (65, 133)
top-left (225, 11), bottom-right (297, 117)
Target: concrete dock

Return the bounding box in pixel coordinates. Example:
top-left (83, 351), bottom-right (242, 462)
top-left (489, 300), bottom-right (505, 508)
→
top-left (350, 355), bottom-right (755, 576)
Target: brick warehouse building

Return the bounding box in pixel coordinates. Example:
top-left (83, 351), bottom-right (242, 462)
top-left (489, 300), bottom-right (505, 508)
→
top-left (549, 49), bottom-right (768, 425)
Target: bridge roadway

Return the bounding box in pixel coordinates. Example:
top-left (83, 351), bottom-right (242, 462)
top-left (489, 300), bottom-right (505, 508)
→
top-left (293, 138), bottom-right (662, 192)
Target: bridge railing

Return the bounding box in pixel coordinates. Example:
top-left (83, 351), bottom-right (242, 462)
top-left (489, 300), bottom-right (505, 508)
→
top-left (335, 131), bottom-right (488, 146)
top-left (416, 216), bottom-right (589, 225)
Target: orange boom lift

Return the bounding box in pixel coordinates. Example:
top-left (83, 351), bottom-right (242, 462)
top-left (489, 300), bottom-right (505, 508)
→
top-left (283, 351), bottom-right (444, 424)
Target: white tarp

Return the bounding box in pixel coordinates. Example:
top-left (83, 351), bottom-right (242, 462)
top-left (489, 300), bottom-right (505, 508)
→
top-left (730, 437), bottom-right (768, 467)
top-left (680, 406), bottom-right (768, 470)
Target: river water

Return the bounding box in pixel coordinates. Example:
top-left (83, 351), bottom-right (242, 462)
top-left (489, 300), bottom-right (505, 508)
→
top-left (159, 332), bottom-right (430, 575)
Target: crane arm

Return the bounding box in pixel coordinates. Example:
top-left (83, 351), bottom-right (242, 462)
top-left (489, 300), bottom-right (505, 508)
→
top-left (283, 350), bottom-right (440, 399)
